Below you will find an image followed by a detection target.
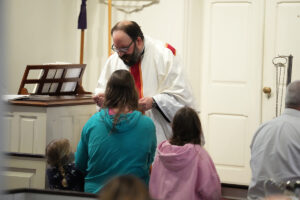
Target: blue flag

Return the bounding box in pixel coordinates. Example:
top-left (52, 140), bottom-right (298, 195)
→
top-left (78, 0), bottom-right (87, 29)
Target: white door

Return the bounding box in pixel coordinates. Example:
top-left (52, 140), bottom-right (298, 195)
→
top-left (262, 0), bottom-right (300, 122)
top-left (201, 0), bottom-right (264, 185)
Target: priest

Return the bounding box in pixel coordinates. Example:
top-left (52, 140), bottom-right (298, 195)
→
top-left (94, 20), bottom-right (198, 144)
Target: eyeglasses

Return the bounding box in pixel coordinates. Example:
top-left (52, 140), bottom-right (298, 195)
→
top-left (111, 40), bottom-right (134, 53)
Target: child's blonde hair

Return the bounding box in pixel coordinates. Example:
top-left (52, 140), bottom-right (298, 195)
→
top-left (46, 138), bottom-right (72, 188)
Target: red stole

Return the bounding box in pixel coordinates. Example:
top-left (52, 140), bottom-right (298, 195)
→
top-left (129, 60), bottom-right (143, 99)
top-left (129, 43), bottom-right (176, 98)
top-left (165, 43), bottom-right (176, 56)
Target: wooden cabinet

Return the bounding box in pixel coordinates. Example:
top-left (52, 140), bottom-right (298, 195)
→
top-left (4, 107), bottom-right (46, 154)
top-left (3, 154), bottom-right (46, 190)
top-left (3, 100), bottom-right (96, 190)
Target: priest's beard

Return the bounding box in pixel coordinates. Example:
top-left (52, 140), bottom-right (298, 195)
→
top-left (120, 43), bottom-right (142, 66)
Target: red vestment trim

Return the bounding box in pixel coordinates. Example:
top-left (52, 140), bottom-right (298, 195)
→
top-left (129, 61), bottom-right (143, 99)
top-left (165, 43), bottom-right (176, 56)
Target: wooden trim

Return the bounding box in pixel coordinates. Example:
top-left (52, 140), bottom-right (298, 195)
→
top-left (9, 96), bottom-right (95, 107)
top-left (18, 64), bottom-right (88, 95)
top-left (221, 183), bottom-right (248, 199)
top-left (4, 188), bottom-right (97, 198)
top-left (37, 68), bottom-right (49, 94)
top-left (5, 152), bottom-right (45, 159)
top-left (56, 68), bottom-right (67, 94)
top-left (221, 183), bottom-right (249, 190)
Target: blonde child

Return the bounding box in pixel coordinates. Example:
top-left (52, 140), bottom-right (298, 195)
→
top-left (46, 138), bottom-right (84, 191)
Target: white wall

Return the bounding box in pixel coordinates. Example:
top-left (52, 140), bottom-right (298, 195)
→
top-left (1, 0), bottom-right (7, 197)
top-left (83, 0), bottom-right (202, 105)
top-left (4, 0), bottom-right (81, 94)
top-left (0, 1), bottom-right (5, 198)
top-left (3, 0), bottom-right (203, 107)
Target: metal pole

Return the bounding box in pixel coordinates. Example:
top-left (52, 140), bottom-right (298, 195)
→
top-left (286, 55), bottom-right (293, 86)
top-left (108, 0), bottom-right (112, 56)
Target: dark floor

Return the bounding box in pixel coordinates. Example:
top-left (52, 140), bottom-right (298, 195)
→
top-left (221, 183), bottom-right (248, 200)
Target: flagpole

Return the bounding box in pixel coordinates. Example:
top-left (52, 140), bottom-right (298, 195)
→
top-left (77, 0), bottom-right (87, 90)
top-left (80, 30), bottom-right (85, 64)
top-left (78, 0), bottom-right (87, 64)
top-left (108, 0), bottom-right (112, 56)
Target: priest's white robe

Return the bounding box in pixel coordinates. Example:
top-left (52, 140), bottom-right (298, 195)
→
top-left (95, 36), bottom-right (197, 144)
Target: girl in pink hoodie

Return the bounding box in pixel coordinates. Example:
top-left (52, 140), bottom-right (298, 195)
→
top-left (149, 106), bottom-right (221, 200)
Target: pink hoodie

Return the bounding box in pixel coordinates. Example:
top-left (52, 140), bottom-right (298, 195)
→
top-left (149, 140), bottom-right (221, 200)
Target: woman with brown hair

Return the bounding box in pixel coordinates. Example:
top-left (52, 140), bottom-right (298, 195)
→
top-left (75, 69), bottom-right (156, 194)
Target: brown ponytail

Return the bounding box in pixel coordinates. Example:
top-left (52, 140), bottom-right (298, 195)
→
top-left (103, 70), bottom-right (139, 132)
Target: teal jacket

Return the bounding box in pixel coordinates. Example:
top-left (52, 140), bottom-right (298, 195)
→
top-left (75, 108), bottom-right (156, 193)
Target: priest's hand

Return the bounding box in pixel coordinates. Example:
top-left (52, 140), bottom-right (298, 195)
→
top-left (93, 93), bottom-right (105, 107)
top-left (138, 97), bottom-right (153, 112)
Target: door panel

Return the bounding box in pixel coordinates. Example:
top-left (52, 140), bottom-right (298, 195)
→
top-left (209, 114), bottom-right (247, 167)
top-left (262, 0), bottom-right (300, 122)
top-left (201, 0), bottom-right (264, 185)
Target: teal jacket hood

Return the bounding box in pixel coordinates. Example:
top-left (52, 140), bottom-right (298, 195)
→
top-left (99, 108), bottom-right (142, 133)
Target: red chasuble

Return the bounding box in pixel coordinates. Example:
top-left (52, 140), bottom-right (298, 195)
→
top-left (129, 60), bottom-right (143, 99)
